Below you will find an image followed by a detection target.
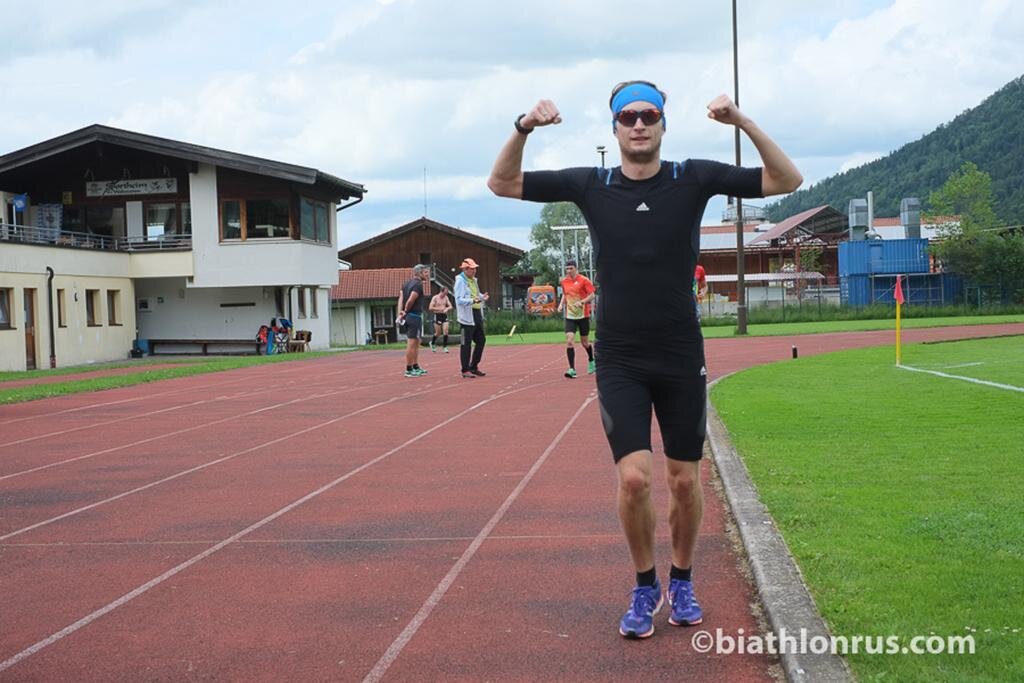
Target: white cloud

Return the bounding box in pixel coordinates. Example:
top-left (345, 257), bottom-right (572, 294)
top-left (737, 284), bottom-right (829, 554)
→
top-left (839, 152), bottom-right (886, 174)
top-left (3, 0), bottom-right (1023, 242)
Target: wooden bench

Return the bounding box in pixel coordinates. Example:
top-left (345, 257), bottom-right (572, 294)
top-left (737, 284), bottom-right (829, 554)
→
top-left (148, 339), bottom-right (263, 355)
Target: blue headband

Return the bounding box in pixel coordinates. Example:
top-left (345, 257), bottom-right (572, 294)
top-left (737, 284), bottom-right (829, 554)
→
top-left (611, 83), bottom-right (665, 114)
top-left (611, 83), bottom-right (665, 131)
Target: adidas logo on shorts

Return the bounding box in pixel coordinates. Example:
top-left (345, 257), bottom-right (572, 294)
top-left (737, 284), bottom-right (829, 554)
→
top-left (636, 202), bottom-right (650, 212)
top-left (699, 366), bottom-right (707, 376)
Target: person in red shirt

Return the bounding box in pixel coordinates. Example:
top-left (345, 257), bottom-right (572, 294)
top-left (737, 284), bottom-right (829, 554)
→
top-left (693, 263), bottom-right (707, 322)
top-left (556, 260), bottom-right (596, 377)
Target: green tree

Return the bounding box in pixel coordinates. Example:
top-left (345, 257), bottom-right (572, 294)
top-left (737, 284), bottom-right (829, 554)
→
top-left (926, 161), bottom-right (999, 236)
top-left (929, 162), bottom-right (1024, 303)
top-left (511, 202), bottom-right (589, 285)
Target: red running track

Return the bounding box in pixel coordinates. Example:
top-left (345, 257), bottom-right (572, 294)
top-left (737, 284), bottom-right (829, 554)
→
top-left (1, 323), bottom-right (1020, 681)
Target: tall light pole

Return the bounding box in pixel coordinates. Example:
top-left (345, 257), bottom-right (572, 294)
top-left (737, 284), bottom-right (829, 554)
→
top-left (596, 145), bottom-right (607, 168)
top-left (732, 0), bottom-right (748, 334)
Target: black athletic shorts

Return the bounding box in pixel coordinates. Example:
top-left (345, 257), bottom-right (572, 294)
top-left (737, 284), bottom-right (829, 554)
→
top-left (564, 317), bottom-right (591, 337)
top-left (595, 335), bottom-right (707, 463)
top-left (434, 313), bottom-right (448, 325)
top-left (404, 313), bottom-right (422, 339)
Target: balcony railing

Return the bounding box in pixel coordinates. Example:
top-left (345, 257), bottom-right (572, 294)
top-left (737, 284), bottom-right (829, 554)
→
top-left (0, 223), bottom-right (191, 251)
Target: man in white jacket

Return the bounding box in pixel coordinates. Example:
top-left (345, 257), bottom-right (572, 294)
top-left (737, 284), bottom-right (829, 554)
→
top-left (453, 257), bottom-right (489, 378)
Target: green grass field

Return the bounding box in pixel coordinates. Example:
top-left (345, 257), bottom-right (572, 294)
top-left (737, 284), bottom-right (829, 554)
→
top-left (0, 352), bottom-right (339, 404)
top-left (711, 336), bottom-right (1024, 682)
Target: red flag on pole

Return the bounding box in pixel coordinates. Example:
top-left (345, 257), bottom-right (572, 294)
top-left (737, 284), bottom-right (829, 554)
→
top-left (894, 274), bottom-right (905, 305)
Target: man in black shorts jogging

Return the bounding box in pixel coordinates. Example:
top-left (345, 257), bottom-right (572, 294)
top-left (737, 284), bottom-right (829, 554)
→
top-left (556, 260), bottom-right (596, 378)
top-left (487, 81), bottom-right (802, 638)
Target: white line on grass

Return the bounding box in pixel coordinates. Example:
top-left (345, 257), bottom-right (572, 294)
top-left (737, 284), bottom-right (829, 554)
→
top-left (362, 392), bottom-right (598, 683)
top-left (0, 368), bottom-right (559, 674)
top-left (897, 364), bottom-right (1024, 393)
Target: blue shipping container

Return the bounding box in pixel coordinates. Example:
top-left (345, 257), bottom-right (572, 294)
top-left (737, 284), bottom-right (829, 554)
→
top-left (839, 238), bottom-right (930, 276)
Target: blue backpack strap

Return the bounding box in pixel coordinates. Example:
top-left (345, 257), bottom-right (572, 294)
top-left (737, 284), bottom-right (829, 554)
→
top-left (595, 167), bottom-right (613, 186)
top-left (672, 160), bottom-right (688, 181)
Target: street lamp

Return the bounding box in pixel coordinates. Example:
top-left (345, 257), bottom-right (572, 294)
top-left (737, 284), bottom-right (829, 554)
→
top-left (596, 145), bottom-right (607, 168)
top-left (732, 0), bottom-right (748, 335)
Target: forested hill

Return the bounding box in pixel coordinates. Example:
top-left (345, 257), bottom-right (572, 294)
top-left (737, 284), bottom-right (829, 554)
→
top-left (766, 75), bottom-right (1024, 223)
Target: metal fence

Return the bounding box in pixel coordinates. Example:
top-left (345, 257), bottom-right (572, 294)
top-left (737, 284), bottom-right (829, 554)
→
top-left (0, 223), bottom-right (191, 251)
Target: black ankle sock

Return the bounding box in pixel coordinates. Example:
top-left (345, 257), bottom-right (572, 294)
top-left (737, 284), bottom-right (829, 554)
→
top-left (585, 345), bottom-right (594, 361)
top-left (442, 334), bottom-right (448, 347)
top-left (636, 567), bottom-right (658, 588)
top-left (670, 565), bottom-right (692, 582)
top-left (406, 365), bottom-right (413, 372)
top-left (566, 347), bottom-right (575, 369)
top-left (412, 364), bottom-right (421, 370)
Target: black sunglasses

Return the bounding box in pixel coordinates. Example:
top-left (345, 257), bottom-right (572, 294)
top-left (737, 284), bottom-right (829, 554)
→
top-left (615, 109), bottom-right (663, 127)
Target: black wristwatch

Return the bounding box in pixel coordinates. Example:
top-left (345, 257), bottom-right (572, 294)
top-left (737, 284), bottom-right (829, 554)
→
top-left (514, 114), bottom-right (533, 135)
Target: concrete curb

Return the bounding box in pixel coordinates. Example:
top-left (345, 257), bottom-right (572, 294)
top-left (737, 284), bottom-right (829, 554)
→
top-left (706, 386), bottom-right (854, 683)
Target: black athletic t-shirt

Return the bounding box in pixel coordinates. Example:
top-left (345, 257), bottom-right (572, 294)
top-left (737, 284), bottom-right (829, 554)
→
top-left (402, 278), bottom-right (425, 314)
top-left (522, 159), bottom-right (762, 341)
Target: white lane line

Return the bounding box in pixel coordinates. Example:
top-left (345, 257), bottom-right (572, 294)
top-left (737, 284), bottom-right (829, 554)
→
top-left (0, 353), bottom-right (388, 427)
top-left (0, 356), bottom-right (395, 440)
top-left (897, 364), bottom-right (1024, 393)
top-left (362, 392), bottom-right (598, 683)
top-left (1, 533), bottom-right (624, 548)
top-left (937, 362), bottom-right (984, 369)
top-left (0, 372), bottom-right (559, 673)
top-left (0, 378), bottom-right (459, 539)
top-left (0, 372), bottom-right (415, 480)
top-left (0, 386), bottom-right (337, 482)
top-left (0, 395), bottom-right (242, 450)
top-left (0, 347), bottom-right (550, 535)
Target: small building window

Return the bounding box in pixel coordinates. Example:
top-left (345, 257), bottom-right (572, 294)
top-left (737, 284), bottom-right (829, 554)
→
top-left (221, 200), bottom-right (242, 239)
top-left (107, 290), bottom-right (121, 325)
top-left (57, 289), bottom-right (67, 327)
top-left (221, 199), bottom-right (291, 240)
top-left (297, 288), bottom-right (307, 318)
top-left (0, 288), bottom-right (12, 328)
top-left (300, 198), bottom-right (331, 243)
top-left (246, 199), bottom-right (291, 239)
top-left (86, 289), bottom-right (101, 326)
top-left (309, 287), bottom-right (318, 318)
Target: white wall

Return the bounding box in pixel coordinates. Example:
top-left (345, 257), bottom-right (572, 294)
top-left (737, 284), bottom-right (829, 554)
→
top-left (0, 254), bottom-right (136, 374)
top-left (189, 162), bottom-right (339, 289)
top-left (134, 280), bottom-right (330, 350)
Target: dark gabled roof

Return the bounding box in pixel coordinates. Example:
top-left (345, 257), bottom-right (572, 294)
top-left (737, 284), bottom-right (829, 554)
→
top-left (338, 217), bottom-right (525, 260)
top-left (0, 124), bottom-right (365, 200)
top-left (748, 205), bottom-right (848, 246)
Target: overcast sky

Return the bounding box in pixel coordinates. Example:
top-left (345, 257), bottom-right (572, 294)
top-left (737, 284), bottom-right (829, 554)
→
top-left (2, 0), bottom-right (1022, 250)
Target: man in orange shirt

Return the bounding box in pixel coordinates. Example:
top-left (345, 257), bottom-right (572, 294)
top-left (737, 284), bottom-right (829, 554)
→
top-left (556, 260), bottom-right (596, 378)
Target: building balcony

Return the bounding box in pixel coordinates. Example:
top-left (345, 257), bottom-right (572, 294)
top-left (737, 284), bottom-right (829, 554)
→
top-left (0, 223), bottom-right (192, 252)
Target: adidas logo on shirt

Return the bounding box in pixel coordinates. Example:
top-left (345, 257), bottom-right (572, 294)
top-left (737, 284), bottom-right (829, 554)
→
top-left (636, 202), bottom-right (650, 212)
top-left (699, 366), bottom-right (707, 377)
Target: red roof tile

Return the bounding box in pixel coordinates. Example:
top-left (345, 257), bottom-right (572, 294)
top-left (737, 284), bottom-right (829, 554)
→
top-left (330, 268), bottom-right (432, 301)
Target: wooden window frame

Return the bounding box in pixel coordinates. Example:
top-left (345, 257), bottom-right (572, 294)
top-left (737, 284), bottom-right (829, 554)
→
top-left (299, 197), bottom-right (332, 244)
top-left (57, 289), bottom-right (67, 327)
top-left (86, 289), bottom-right (101, 327)
top-left (220, 198), bottom-right (293, 242)
top-left (0, 288), bottom-right (12, 329)
top-left (107, 290), bottom-right (121, 326)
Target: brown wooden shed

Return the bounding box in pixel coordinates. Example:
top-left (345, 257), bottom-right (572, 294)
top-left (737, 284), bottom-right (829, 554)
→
top-left (337, 217), bottom-right (524, 308)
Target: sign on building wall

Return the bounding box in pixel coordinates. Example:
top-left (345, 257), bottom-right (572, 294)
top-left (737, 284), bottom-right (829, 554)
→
top-left (86, 178), bottom-right (178, 197)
